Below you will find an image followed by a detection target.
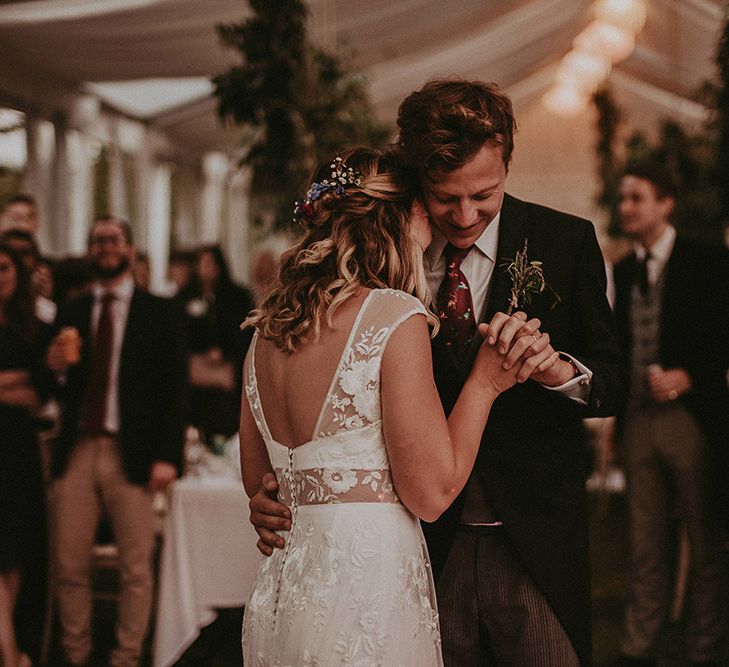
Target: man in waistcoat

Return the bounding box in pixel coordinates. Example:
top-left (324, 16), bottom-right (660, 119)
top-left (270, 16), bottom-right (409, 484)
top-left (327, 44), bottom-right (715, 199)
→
top-left (613, 164), bottom-right (728, 666)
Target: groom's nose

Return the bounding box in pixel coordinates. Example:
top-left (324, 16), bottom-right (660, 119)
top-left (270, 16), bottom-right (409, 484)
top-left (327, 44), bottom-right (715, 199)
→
top-left (452, 201), bottom-right (478, 227)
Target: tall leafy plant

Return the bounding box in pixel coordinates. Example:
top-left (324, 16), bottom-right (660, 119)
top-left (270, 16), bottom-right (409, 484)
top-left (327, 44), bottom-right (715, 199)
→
top-left (213, 0), bottom-right (389, 228)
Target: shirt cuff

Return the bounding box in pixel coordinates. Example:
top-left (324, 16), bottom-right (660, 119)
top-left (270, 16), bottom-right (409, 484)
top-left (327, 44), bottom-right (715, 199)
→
top-left (539, 352), bottom-right (592, 405)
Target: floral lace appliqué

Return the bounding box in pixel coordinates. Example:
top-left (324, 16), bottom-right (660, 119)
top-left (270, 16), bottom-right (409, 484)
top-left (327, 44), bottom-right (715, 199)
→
top-left (277, 466), bottom-right (397, 505)
top-left (322, 325), bottom-right (388, 437)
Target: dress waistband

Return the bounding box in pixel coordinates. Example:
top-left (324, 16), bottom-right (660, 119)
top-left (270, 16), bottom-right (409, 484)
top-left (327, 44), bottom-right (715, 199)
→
top-left (276, 467), bottom-right (400, 506)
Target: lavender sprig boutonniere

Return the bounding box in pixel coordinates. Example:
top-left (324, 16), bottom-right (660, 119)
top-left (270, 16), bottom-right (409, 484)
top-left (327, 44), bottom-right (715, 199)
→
top-left (500, 239), bottom-right (560, 315)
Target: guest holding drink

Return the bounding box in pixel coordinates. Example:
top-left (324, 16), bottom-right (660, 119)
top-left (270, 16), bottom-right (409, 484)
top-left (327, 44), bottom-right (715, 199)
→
top-left (0, 241), bottom-right (51, 667)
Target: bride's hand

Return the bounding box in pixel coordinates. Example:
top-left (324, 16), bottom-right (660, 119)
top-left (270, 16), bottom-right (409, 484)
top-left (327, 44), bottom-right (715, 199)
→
top-left (469, 323), bottom-right (524, 395)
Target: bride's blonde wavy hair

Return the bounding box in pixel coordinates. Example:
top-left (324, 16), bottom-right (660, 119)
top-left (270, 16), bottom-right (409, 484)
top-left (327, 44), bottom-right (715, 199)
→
top-left (244, 146), bottom-right (438, 352)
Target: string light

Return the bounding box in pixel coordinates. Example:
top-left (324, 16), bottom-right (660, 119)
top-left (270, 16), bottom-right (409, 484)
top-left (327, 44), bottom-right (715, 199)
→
top-left (544, 0), bottom-right (648, 116)
top-left (557, 50), bottom-right (612, 92)
top-left (573, 20), bottom-right (635, 64)
top-left (595, 0), bottom-right (647, 33)
top-left (542, 85), bottom-right (590, 116)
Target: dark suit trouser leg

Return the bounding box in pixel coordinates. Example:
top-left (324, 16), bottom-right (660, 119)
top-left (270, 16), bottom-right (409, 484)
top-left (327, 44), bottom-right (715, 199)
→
top-left (437, 527), bottom-right (579, 666)
top-left (622, 405), bottom-right (726, 661)
top-left (653, 408), bottom-right (726, 662)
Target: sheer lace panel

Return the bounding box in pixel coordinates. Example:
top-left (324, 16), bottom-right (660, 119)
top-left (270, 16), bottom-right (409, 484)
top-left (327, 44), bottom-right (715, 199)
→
top-left (243, 331), bottom-right (273, 443)
top-left (276, 466), bottom-right (398, 505)
top-left (314, 289), bottom-right (427, 439)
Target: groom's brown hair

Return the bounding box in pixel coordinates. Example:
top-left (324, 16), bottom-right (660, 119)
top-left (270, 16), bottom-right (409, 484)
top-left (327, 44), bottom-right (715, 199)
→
top-left (395, 78), bottom-right (517, 175)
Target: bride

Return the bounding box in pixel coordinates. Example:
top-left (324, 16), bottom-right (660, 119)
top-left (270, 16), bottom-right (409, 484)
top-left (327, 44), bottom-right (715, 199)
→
top-left (238, 147), bottom-right (543, 665)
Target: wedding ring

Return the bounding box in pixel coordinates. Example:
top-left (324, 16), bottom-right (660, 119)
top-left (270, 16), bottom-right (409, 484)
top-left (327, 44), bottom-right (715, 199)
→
top-left (531, 333), bottom-right (540, 342)
top-left (668, 389), bottom-right (678, 401)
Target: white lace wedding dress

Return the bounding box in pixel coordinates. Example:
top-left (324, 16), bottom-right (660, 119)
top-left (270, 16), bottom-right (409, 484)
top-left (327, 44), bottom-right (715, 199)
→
top-left (242, 288), bottom-right (442, 667)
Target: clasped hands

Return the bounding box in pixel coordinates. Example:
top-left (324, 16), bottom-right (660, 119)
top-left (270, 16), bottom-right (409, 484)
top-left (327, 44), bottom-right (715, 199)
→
top-left (478, 310), bottom-right (575, 388)
top-left (247, 310), bottom-right (575, 558)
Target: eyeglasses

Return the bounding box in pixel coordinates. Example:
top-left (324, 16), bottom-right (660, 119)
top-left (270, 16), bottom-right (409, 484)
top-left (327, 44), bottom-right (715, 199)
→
top-left (90, 235), bottom-right (127, 247)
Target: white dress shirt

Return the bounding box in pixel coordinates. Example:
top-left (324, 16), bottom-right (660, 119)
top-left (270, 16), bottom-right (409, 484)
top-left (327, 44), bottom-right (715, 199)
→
top-left (635, 224), bottom-right (676, 288)
top-left (90, 274), bottom-right (135, 434)
top-left (424, 214), bottom-right (592, 404)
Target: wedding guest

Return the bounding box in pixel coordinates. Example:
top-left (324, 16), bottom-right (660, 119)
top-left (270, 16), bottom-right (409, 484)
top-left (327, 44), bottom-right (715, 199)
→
top-left (251, 78), bottom-right (626, 666)
top-left (613, 163), bottom-right (728, 667)
top-left (167, 249), bottom-right (194, 295)
top-left (0, 194), bottom-right (38, 236)
top-left (0, 241), bottom-right (50, 667)
top-left (33, 256), bottom-right (55, 302)
top-left (52, 257), bottom-right (93, 307)
top-left (46, 217), bottom-right (188, 667)
top-left (132, 252), bottom-right (150, 291)
top-left (1, 228), bottom-right (56, 324)
top-left (176, 245), bottom-right (254, 441)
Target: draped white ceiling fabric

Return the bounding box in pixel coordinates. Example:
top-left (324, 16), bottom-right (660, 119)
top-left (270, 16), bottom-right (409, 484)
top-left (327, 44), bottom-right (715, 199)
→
top-left (0, 0), bottom-right (724, 156)
top-left (0, 0), bottom-right (726, 259)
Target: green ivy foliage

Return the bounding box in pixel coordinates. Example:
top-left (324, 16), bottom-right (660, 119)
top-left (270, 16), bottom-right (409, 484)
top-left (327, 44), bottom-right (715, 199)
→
top-left (213, 0), bottom-right (389, 229)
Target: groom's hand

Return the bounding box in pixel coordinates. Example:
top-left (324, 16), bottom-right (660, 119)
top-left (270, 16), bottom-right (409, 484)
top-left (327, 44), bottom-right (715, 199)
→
top-left (249, 472), bottom-right (291, 557)
top-left (487, 311), bottom-right (567, 385)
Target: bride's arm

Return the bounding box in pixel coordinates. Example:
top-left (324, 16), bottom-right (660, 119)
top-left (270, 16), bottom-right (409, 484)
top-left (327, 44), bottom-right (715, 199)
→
top-left (381, 314), bottom-right (522, 522)
top-left (239, 359), bottom-right (274, 499)
top-left (240, 360), bottom-right (293, 556)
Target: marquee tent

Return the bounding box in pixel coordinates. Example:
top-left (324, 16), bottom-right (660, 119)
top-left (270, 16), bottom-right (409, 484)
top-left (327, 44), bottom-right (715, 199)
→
top-left (0, 0), bottom-right (724, 283)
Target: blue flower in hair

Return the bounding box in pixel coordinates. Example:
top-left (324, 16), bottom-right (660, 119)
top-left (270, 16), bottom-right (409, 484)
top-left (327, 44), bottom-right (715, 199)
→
top-left (293, 157), bottom-right (362, 223)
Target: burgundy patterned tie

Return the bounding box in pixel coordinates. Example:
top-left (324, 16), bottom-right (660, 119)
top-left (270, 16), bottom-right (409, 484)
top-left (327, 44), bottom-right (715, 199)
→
top-left (437, 243), bottom-right (477, 350)
top-left (84, 291), bottom-right (115, 435)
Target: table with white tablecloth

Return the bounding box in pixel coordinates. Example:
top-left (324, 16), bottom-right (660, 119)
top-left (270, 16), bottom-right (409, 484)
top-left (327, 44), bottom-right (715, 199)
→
top-left (152, 474), bottom-right (262, 667)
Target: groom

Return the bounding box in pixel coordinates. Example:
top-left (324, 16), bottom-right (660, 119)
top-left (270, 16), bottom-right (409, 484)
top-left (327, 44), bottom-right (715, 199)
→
top-left (249, 78), bottom-right (625, 665)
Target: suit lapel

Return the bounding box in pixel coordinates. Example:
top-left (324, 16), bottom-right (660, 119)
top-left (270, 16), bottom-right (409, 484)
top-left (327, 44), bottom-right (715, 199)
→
top-left (120, 289), bottom-right (146, 372)
top-left (485, 194), bottom-right (534, 321)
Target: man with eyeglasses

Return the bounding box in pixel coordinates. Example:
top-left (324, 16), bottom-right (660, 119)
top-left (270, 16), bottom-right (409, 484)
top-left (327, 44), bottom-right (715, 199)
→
top-left (46, 217), bottom-right (189, 667)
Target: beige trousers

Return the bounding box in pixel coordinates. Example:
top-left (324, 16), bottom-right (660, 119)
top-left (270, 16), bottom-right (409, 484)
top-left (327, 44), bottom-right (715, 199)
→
top-left (51, 436), bottom-right (155, 667)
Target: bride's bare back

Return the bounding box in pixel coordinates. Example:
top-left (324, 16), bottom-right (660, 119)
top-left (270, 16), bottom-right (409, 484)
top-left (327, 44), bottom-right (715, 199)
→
top-left (252, 289), bottom-right (371, 449)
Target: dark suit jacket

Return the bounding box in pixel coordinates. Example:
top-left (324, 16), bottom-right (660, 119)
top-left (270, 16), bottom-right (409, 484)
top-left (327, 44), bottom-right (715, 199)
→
top-left (50, 287), bottom-right (189, 486)
top-left (613, 236), bottom-right (729, 518)
top-left (424, 194), bottom-right (626, 666)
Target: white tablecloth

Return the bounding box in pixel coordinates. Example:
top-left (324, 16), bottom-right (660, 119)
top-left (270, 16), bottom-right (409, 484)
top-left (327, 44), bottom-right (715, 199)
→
top-left (152, 475), bottom-right (261, 667)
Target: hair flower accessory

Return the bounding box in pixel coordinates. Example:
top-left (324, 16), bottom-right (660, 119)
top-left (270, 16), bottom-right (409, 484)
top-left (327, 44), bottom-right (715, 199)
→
top-left (293, 156), bottom-right (362, 222)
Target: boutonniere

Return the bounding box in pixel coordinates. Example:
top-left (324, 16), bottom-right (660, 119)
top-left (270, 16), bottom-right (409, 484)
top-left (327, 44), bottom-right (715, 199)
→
top-left (500, 238), bottom-right (560, 314)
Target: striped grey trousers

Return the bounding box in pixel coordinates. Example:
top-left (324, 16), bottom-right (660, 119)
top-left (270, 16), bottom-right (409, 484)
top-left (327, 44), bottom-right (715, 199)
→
top-left (436, 526), bottom-right (580, 666)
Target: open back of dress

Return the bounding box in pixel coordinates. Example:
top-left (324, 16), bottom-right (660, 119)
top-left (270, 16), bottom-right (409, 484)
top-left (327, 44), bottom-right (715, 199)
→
top-left (242, 288), bottom-right (443, 666)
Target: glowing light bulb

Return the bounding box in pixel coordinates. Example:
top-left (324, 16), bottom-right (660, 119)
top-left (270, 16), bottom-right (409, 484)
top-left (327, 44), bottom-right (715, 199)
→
top-left (543, 85), bottom-right (590, 116)
top-left (574, 20), bottom-right (635, 63)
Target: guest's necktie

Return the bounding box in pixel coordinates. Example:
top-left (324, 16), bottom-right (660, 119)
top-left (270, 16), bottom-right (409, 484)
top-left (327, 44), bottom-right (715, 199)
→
top-left (437, 243), bottom-right (477, 350)
top-left (84, 291), bottom-right (115, 434)
top-left (636, 251), bottom-right (651, 295)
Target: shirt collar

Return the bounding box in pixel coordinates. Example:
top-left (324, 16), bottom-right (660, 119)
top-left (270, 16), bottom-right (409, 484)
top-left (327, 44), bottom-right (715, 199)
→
top-left (92, 273), bottom-right (135, 303)
top-left (425, 211), bottom-right (501, 268)
top-left (634, 225), bottom-right (676, 264)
